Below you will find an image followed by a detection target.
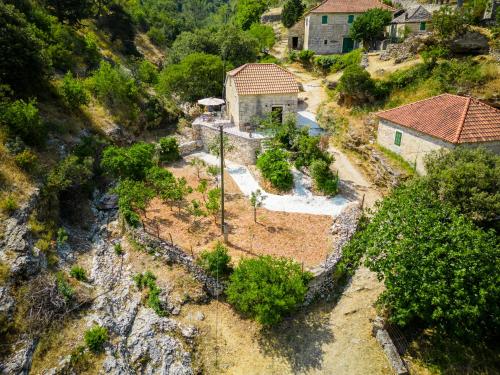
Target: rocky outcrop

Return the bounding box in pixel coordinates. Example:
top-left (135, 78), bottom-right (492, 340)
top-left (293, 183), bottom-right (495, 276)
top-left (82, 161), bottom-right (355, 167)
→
top-left (449, 31), bottom-right (490, 55)
top-left (380, 32), bottom-right (434, 63)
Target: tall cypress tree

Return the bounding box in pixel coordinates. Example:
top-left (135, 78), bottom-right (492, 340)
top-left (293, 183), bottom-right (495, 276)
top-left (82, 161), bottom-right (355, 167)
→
top-left (282, 0), bottom-right (305, 28)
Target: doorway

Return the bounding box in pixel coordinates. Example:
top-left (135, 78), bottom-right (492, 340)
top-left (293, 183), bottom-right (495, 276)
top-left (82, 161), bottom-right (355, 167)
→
top-left (292, 37), bottom-right (299, 49)
top-left (271, 106), bottom-right (283, 124)
top-left (342, 37), bottom-right (354, 53)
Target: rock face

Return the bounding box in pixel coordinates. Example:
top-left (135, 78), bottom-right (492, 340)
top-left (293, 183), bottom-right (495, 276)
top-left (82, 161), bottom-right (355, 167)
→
top-left (380, 32), bottom-right (434, 63)
top-left (450, 31), bottom-right (490, 55)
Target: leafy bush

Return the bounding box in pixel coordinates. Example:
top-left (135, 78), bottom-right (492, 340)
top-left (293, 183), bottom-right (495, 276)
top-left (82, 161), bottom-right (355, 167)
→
top-left (69, 266), bottom-right (86, 281)
top-left (0, 99), bottom-right (46, 146)
top-left (56, 273), bottom-right (74, 302)
top-left (256, 148), bottom-right (294, 191)
top-left (314, 49), bottom-right (362, 75)
top-left (0, 195), bottom-right (18, 215)
top-left (227, 256), bottom-right (312, 325)
top-left (14, 149), bottom-right (38, 172)
top-left (293, 133), bottom-right (331, 169)
top-left (432, 6), bottom-right (470, 42)
top-left (310, 159), bottom-right (339, 195)
top-left (57, 227), bottom-right (68, 245)
top-left (158, 137), bottom-right (180, 163)
top-left (84, 325), bottom-right (108, 353)
top-left (338, 65), bottom-right (378, 105)
top-left (247, 23), bottom-right (276, 51)
top-left (298, 50), bottom-right (315, 67)
top-left (114, 243), bottom-right (123, 255)
top-left (349, 8), bottom-right (392, 50)
top-left (344, 180), bottom-right (500, 339)
top-left (424, 147), bottom-right (500, 229)
top-left (101, 143), bottom-right (155, 181)
top-left (197, 242), bottom-right (232, 277)
top-left (137, 60), bottom-right (159, 85)
top-left (60, 72), bottom-right (89, 110)
top-left (47, 155), bottom-right (94, 193)
top-left (113, 179), bottom-right (154, 227)
top-left (134, 271), bottom-right (166, 316)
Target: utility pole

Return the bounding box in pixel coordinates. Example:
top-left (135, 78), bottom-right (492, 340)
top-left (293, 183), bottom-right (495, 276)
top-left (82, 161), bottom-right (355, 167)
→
top-left (219, 124), bottom-right (225, 236)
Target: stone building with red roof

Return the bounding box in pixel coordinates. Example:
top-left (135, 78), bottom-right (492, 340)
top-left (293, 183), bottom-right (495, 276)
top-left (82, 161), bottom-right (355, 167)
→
top-left (376, 94), bottom-right (500, 174)
top-left (225, 63), bottom-right (300, 130)
top-left (289, 0), bottom-right (395, 54)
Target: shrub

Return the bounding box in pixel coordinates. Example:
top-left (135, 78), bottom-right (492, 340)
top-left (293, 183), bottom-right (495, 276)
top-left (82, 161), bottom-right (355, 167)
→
top-left (197, 242), bottom-right (232, 277)
top-left (70, 266), bottom-right (86, 281)
top-left (46, 155), bottom-right (94, 193)
top-left (349, 9), bottom-right (392, 50)
top-left (133, 271), bottom-right (166, 316)
top-left (158, 137), bottom-right (180, 163)
top-left (57, 227), bottom-right (68, 245)
top-left (0, 99), bottom-right (46, 146)
top-left (0, 195), bottom-right (18, 215)
top-left (293, 133), bottom-right (331, 169)
top-left (256, 148), bottom-right (294, 191)
top-left (338, 65), bottom-right (378, 105)
top-left (432, 6), bottom-right (470, 42)
top-left (60, 72), bottom-right (89, 110)
top-left (56, 273), bottom-right (74, 302)
top-left (282, 0), bottom-right (305, 28)
top-left (298, 50), bottom-right (315, 67)
top-left (227, 256), bottom-right (312, 325)
top-left (310, 159), bottom-right (339, 195)
top-left (137, 60), bottom-right (159, 85)
top-left (101, 143), bottom-right (155, 181)
top-left (14, 149), bottom-right (38, 172)
top-left (114, 243), bottom-right (123, 255)
top-left (84, 325), bottom-right (108, 353)
top-left (288, 49), bottom-right (298, 62)
top-left (247, 23), bottom-right (276, 52)
top-left (113, 179), bottom-right (154, 227)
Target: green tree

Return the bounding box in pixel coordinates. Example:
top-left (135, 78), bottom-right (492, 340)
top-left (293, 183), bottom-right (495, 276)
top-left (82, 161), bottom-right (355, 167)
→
top-left (0, 3), bottom-right (48, 93)
top-left (424, 148), bottom-right (500, 229)
top-left (337, 65), bottom-right (377, 105)
top-left (45, 0), bottom-right (94, 24)
top-left (161, 176), bottom-right (192, 212)
top-left (137, 60), bottom-right (159, 84)
top-left (344, 181), bottom-right (500, 339)
top-left (157, 53), bottom-right (224, 102)
top-left (101, 143), bottom-right (156, 181)
top-left (247, 23), bottom-right (276, 51)
top-left (349, 8), bottom-right (392, 50)
top-left (205, 188), bottom-right (221, 223)
top-left (197, 242), bottom-right (232, 277)
top-left (167, 28), bottom-right (220, 64)
top-left (310, 159), bottom-right (338, 195)
top-left (158, 136), bottom-right (180, 163)
top-left (218, 25), bottom-right (259, 67)
top-left (113, 179), bottom-right (155, 226)
top-left (60, 72), bottom-right (89, 110)
top-left (293, 133), bottom-right (331, 169)
top-left (233, 0), bottom-right (268, 30)
top-left (282, 0), bottom-right (305, 28)
top-left (227, 256), bottom-right (312, 325)
top-left (0, 98), bottom-right (46, 146)
top-left (431, 6), bottom-right (470, 42)
top-left (250, 189), bottom-right (266, 223)
top-left (190, 157), bottom-right (207, 180)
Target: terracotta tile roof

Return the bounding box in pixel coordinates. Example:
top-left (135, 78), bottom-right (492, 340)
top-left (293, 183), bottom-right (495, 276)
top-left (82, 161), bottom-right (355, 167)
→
top-left (309, 0), bottom-right (395, 14)
top-left (376, 94), bottom-right (500, 144)
top-left (227, 63), bottom-right (300, 96)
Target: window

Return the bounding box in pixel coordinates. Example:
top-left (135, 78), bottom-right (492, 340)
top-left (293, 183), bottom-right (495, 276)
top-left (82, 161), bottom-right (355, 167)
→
top-left (348, 15), bottom-right (354, 24)
top-left (324, 39), bottom-right (328, 45)
top-left (322, 15), bottom-right (328, 24)
top-left (394, 131), bottom-right (402, 146)
top-left (419, 22), bottom-right (426, 31)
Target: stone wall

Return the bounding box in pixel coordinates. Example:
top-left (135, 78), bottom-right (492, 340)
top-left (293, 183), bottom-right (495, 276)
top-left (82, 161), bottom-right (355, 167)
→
top-left (179, 140), bottom-right (202, 156)
top-left (225, 76), bottom-right (240, 126)
top-left (305, 13), bottom-right (360, 54)
top-left (304, 203), bottom-right (362, 305)
top-left (126, 225), bottom-right (225, 297)
top-left (192, 123), bottom-right (264, 165)
top-left (288, 18), bottom-right (305, 50)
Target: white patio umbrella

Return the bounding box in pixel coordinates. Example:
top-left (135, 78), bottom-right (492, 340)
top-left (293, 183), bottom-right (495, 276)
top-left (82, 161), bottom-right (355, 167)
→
top-left (197, 97), bottom-right (225, 106)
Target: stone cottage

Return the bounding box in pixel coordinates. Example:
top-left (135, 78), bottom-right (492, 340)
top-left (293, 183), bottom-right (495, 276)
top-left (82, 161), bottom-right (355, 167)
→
top-left (225, 63), bottom-right (300, 130)
top-left (376, 94), bottom-right (500, 174)
top-left (288, 0), bottom-right (395, 54)
top-left (388, 5), bottom-right (432, 40)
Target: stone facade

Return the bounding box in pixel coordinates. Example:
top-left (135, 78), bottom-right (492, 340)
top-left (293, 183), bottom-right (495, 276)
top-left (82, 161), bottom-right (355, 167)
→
top-left (288, 18), bottom-right (305, 50)
top-left (377, 119), bottom-right (500, 174)
top-left (192, 122), bottom-right (264, 165)
top-left (389, 22), bottom-right (431, 39)
top-left (303, 13), bottom-right (361, 54)
top-left (225, 76), bottom-right (298, 129)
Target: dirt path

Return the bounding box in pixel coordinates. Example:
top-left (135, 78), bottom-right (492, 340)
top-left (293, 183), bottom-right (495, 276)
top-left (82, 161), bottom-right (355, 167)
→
top-left (182, 266), bottom-right (390, 375)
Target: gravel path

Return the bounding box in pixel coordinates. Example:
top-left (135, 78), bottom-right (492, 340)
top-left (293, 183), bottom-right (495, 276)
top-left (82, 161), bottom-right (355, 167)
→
top-left (191, 152), bottom-right (351, 217)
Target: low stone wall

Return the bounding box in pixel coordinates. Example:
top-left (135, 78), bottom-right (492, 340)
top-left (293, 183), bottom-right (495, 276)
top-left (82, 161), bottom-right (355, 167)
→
top-left (304, 203), bottom-right (362, 305)
top-left (126, 225), bottom-right (225, 297)
top-left (192, 123), bottom-right (263, 165)
top-left (179, 140), bottom-right (202, 156)
top-left (373, 317), bottom-right (409, 375)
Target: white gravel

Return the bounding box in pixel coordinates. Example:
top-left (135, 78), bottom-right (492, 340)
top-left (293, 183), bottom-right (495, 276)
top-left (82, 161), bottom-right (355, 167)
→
top-left (190, 152), bottom-right (351, 217)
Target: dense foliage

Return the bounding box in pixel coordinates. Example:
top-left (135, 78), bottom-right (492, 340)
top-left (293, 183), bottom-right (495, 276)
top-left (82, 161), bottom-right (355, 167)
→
top-left (158, 136), bottom-right (180, 163)
top-left (256, 148), bottom-right (294, 191)
top-left (84, 325), bottom-right (109, 353)
top-left (101, 143), bottom-right (155, 181)
top-left (226, 256), bottom-right (312, 325)
top-left (310, 159), bottom-right (339, 195)
top-left (197, 242), bottom-right (232, 277)
top-left (282, 0), bottom-right (305, 28)
top-left (349, 9), bottom-right (392, 50)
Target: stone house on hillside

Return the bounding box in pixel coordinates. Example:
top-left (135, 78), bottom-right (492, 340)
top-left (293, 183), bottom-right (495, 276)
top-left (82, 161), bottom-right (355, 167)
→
top-left (225, 63), bottom-right (300, 130)
top-left (376, 94), bottom-right (500, 174)
top-left (388, 5), bottom-right (432, 40)
top-left (288, 0), bottom-right (395, 54)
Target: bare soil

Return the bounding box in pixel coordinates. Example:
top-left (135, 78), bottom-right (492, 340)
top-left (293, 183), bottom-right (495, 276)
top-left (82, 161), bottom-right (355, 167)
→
top-left (145, 161), bottom-right (333, 268)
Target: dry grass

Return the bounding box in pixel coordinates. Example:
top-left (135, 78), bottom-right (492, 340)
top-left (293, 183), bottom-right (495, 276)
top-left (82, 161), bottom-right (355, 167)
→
top-left (144, 161), bottom-right (333, 268)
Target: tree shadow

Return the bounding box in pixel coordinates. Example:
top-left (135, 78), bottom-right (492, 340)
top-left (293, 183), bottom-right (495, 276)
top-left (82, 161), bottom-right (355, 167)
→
top-left (257, 306), bottom-right (335, 373)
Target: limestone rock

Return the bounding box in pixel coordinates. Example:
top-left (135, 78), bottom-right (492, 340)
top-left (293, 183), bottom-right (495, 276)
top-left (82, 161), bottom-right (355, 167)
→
top-left (450, 31), bottom-right (490, 55)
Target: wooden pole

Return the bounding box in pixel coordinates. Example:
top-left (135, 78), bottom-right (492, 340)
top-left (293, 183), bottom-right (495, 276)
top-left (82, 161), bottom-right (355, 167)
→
top-left (220, 124), bottom-right (225, 237)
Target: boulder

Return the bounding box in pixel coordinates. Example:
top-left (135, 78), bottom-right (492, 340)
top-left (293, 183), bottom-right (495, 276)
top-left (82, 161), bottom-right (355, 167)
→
top-left (450, 31), bottom-right (490, 55)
